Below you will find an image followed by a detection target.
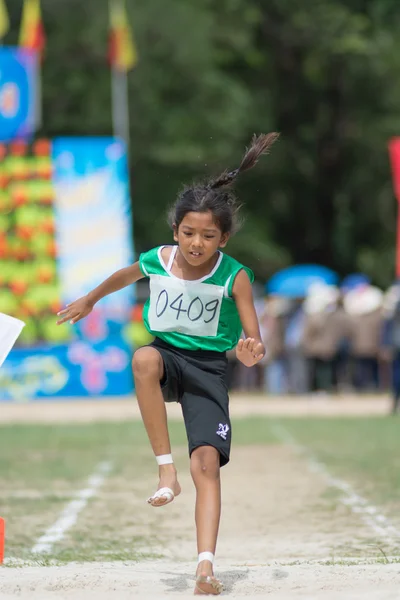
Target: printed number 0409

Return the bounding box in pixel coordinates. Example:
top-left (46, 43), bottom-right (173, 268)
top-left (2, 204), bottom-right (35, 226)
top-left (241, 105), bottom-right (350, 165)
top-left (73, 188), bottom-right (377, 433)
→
top-left (156, 290), bottom-right (220, 324)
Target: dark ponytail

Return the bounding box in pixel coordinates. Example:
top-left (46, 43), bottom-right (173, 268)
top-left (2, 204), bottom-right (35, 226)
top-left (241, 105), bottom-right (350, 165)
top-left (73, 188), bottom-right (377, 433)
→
top-left (209, 133), bottom-right (280, 190)
top-left (169, 132), bottom-right (279, 235)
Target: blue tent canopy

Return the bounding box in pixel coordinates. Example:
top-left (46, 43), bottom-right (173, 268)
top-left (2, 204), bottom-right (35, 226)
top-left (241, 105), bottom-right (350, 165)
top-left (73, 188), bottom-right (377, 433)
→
top-left (267, 264), bottom-right (339, 297)
top-left (340, 273), bottom-right (370, 292)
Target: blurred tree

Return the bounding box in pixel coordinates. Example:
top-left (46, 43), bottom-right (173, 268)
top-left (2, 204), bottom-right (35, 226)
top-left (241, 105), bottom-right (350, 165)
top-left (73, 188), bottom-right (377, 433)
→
top-left (240, 0), bottom-right (400, 285)
top-left (4, 0), bottom-right (400, 285)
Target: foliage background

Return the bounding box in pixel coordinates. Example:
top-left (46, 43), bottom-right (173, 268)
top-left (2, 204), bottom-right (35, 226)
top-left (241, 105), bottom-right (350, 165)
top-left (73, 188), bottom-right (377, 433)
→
top-left (5, 0), bottom-right (400, 285)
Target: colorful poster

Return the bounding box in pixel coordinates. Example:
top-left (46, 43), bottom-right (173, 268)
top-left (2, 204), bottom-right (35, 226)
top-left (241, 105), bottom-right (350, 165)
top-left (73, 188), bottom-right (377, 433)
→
top-left (0, 137), bottom-right (135, 400)
top-left (52, 137), bottom-right (134, 321)
top-left (0, 138), bottom-right (64, 348)
top-left (0, 47), bottom-right (38, 141)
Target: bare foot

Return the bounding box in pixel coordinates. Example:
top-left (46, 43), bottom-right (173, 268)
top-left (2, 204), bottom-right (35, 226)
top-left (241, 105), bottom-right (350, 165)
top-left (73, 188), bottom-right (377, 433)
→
top-left (147, 464), bottom-right (181, 507)
top-left (194, 561), bottom-right (223, 595)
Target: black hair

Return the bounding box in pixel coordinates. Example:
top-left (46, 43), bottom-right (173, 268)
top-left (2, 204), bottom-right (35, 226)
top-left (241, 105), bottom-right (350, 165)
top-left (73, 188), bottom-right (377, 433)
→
top-left (168, 132), bottom-right (280, 236)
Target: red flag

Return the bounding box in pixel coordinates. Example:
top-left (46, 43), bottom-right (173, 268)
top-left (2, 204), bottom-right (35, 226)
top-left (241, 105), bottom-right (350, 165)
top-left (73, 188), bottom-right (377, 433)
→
top-left (388, 138), bottom-right (400, 277)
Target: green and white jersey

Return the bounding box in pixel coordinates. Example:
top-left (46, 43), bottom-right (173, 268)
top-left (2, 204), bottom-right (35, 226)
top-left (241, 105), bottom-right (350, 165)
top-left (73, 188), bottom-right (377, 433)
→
top-left (139, 245), bottom-right (254, 352)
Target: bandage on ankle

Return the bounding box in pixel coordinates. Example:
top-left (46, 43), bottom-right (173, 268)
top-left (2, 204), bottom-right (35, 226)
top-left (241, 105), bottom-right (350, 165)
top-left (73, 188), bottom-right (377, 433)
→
top-left (156, 454), bottom-right (173, 466)
top-left (198, 552), bottom-right (214, 564)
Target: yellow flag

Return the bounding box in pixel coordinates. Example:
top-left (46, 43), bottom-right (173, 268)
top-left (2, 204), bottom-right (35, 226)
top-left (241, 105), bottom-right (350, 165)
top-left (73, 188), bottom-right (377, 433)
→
top-left (0, 0), bottom-right (9, 40)
top-left (109, 0), bottom-right (138, 72)
top-left (19, 0), bottom-right (46, 54)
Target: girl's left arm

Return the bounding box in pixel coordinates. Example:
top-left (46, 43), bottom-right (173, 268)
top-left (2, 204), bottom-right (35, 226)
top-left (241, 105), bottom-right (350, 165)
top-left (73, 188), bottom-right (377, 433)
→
top-left (232, 269), bottom-right (266, 367)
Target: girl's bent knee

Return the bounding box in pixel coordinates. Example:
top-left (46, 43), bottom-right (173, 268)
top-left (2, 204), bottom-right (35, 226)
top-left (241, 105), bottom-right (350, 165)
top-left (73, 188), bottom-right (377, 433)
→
top-left (132, 347), bottom-right (162, 379)
top-left (191, 446), bottom-right (220, 480)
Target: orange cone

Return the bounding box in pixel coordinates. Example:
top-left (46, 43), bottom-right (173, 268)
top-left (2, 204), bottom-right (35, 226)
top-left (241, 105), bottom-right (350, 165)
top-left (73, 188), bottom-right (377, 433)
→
top-left (0, 517), bottom-right (4, 563)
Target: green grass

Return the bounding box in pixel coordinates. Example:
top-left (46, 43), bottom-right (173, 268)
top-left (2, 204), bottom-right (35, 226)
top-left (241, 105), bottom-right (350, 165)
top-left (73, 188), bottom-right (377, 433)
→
top-left (0, 415), bottom-right (399, 564)
top-left (273, 417), bottom-right (400, 505)
top-left (0, 420), bottom-right (189, 562)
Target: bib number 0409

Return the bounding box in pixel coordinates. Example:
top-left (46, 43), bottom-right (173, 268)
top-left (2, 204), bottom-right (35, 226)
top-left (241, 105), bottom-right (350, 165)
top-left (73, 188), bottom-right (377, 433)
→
top-left (148, 274), bottom-right (224, 337)
top-left (156, 290), bottom-right (220, 324)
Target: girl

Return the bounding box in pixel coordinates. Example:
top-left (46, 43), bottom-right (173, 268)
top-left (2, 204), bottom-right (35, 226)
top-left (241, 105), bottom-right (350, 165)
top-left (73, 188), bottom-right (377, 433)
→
top-left (56, 132), bottom-right (279, 595)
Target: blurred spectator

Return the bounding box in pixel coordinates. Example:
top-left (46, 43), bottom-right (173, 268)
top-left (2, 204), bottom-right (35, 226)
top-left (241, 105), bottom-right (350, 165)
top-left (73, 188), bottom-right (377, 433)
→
top-left (260, 295), bottom-right (290, 394)
top-left (344, 286), bottom-right (383, 391)
top-left (302, 284), bottom-right (347, 393)
top-left (227, 283), bottom-right (265, 391)
top-left (332, 295), bottom-right (352, 393)
top-left (381, 284), bottom-right (400, 414)
top-left (284, 299), bottom-right (308, 394)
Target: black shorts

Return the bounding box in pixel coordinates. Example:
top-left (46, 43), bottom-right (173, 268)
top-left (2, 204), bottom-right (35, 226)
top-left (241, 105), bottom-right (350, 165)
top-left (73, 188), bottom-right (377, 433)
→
top-left (150, 337), bottom-right (231, 466)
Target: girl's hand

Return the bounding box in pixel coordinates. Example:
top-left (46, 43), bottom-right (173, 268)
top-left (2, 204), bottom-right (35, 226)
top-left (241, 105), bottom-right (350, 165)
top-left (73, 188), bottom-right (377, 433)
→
top-left (236, 338), bottom-right (265, 367)
top-left (56, 296), bottom-right (94, 325)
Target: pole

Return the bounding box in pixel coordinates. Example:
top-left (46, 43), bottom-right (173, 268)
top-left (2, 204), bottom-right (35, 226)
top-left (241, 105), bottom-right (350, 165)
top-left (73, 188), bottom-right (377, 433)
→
top-left (396, 209), bottom-right (400, 279)
top-left (111, 66), bottom-right (130, 155)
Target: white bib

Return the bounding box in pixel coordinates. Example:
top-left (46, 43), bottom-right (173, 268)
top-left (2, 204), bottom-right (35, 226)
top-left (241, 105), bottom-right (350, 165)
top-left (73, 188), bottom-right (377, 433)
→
top-left (148, 274), bottom-right (224, 337)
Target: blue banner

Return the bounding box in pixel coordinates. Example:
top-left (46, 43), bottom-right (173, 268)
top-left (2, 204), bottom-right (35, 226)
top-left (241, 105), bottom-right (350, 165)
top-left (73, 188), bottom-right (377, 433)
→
top-left (0, 338), bottom-right (133, 401)
top-left (0, 47), bottom-right (37, 141)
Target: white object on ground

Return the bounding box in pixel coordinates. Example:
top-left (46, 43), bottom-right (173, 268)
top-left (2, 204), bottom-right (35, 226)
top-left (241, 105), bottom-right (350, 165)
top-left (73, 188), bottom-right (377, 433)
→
top-left (31, 461), bottom-right (113, 554)
top-left (0, 313), bottom-right (25, 368)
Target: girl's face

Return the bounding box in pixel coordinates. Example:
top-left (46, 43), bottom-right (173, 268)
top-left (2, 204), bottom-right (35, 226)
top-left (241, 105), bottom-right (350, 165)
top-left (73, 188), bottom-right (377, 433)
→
top-left (173, 211), bottom-right (229, 267)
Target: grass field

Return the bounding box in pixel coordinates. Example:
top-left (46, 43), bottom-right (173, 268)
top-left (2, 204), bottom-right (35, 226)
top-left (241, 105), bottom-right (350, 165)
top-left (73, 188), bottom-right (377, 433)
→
top-left (1, 413), bottom-right (400, 567)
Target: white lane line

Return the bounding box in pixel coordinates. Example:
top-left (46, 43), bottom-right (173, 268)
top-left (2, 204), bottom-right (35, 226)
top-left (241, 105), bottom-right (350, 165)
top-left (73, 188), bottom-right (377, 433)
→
top-left (5, 555), bottom-right (400, 568)
top-left (31, 461), bottom-right (112, 554)
top-left (271, 424), bottom-right (400, 542)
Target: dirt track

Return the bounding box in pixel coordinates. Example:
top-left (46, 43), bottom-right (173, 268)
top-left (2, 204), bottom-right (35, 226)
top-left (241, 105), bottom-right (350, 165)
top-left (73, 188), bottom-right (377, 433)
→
top-left (0, 393), bottom-right (392, 424)
top-left (1, 393), bottom-right (399, 599)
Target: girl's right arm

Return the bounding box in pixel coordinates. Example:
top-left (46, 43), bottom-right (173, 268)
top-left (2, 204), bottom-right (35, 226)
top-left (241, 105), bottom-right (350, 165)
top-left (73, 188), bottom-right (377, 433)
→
top-left (56, 262), bottom-right (144, 326)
